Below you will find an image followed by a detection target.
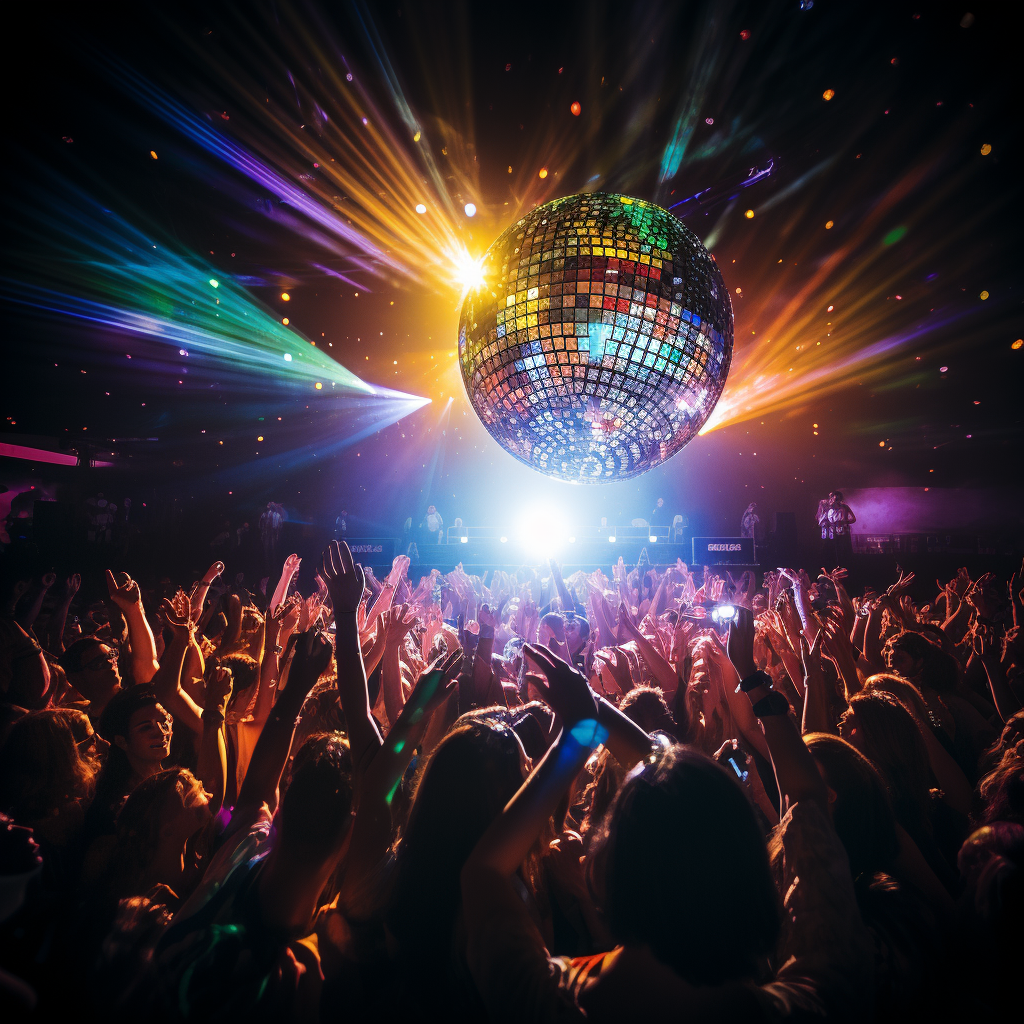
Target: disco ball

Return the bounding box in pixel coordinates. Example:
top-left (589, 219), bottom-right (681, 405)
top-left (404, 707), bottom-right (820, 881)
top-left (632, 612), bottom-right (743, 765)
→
top-left (457, 193), bottom-right (733, 482)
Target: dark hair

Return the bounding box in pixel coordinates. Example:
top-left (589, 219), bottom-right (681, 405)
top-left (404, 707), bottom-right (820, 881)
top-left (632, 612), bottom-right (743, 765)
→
top-left (97, 685), bottom-right (160, 744)
top-left (620, 685), bottom-right (677, 736)
top-left (884, 631), bottom-right (960, 694)
top-left (847, 691), bottom-right (933, 837)
top-left (589, 745), bottom-right (779, 985)
top-left (0, 710), bottom-right (97, 823)
top-left (832, 490), bottom-right (843, 500)
top-left (277, 732), bottom-right (353, 859)
top-left (105, 768), bottom-right (201, 900)
top-left (804, 733), bottom-right (900, 878)
top-left (59, 635), bottom-right (107, 675)
top-left (387, 719), bottom-right (525, 976)
top-left (94, 686), bottom-right (162, 805)
top-left (977, 753), bottom-right (1024, 828)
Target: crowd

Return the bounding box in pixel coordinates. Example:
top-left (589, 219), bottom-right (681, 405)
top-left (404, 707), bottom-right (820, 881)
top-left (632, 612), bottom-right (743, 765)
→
top-left (0, 538), bottom-right (1022, 1022)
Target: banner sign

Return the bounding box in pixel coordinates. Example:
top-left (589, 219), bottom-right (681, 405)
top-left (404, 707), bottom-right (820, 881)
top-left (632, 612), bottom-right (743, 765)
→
top-left (345, 537), bottom-right (395, 561)
top-left (692, 536), bottom-right (755, 565)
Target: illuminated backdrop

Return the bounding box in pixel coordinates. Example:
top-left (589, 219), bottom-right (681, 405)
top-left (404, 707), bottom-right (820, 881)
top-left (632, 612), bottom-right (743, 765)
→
top-left (458, 194), bottom-right (732, 481)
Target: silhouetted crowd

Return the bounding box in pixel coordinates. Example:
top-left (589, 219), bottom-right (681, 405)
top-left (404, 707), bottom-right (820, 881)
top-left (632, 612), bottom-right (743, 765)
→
top-left (1, 542), bottom-right (1022, 1022)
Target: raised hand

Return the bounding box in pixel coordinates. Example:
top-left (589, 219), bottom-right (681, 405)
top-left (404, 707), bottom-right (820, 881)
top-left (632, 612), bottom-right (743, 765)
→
top-left (593, 646), bottom-right (634, 695)
top-left (321, 540), bottom-right (365, 615)
top-left (523, 643), bottom-right (598, 728)
top-left (64, 573), bottom-right (82, 599)
top-left (727, 606), bottom-right (757, 681)
top-left (106, 569), bottom-right (142, 611)
top-left (205, 664), bottom-right (234, 716)
top-left (159, 596), bottom-right (195, 641)
top-left (288, 629), bottom-right (334, 693)
top-left (203, 561), bottom-right (225, 585)
top-left (269, 553), bottom-right (302, 615)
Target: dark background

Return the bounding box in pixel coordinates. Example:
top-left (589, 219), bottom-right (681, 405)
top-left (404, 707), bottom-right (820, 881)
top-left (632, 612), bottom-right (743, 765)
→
top-left (2, 0), bottom-right (1022, 570)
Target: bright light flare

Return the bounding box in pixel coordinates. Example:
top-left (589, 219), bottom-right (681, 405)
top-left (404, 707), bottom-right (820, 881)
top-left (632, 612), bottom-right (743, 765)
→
top-left (452, 251), bottom-right (486, 298)
top-left (517, 503), bottom-right (568, 557)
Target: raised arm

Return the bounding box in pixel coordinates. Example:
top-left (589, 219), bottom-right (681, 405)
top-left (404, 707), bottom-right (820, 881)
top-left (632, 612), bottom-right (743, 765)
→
top-left (15, 573), bottom-right (56, 635)
top-left (150, 598), bottom-right (204, 737)
top-left (189, 560), bottom-right (225, 622)
top-left (728, 608), bottom-right (828, 814)
top-left (195, 665), bottom-right (232, 814)
top-left (45, 574), bottom-right (81, 655)
top-left (106, 570), bottom-right (161, 684)
top-left (234, 630), bottom-right (333, 820)
top-left (321, 541), bottom-right (382, 775)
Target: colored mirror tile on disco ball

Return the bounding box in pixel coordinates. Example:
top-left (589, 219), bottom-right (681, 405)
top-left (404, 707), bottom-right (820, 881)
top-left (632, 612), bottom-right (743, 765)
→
top-left (458, 193), bottom-right (733, 482)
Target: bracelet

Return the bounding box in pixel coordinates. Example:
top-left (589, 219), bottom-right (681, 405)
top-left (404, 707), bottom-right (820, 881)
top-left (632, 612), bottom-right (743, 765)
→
top-left (273, 644), bottom-right (284, 654)
top-left (569, 718), bottom-right (610, 750)
top-left (752, 691), bottom-right (791, 718)
top-left (737, 670), bottom-right (771, 694)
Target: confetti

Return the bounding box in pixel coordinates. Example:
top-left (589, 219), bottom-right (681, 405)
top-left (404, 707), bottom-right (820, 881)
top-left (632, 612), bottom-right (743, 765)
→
top-left (415, 203), bottom-right (427, 214)
top-left (208, 278), bottom-right (219, 288)
top-left (980, 290), bottom-right (989, 300)
top-left (281, 292), bottom-right (290, 301)
top-left (822, 88), bottom-right (835, 101)
top-left (150, 150), bottom-right (158, 160)
top-left (827, 304), bottom-right (834, 312)
top-left (346, 73), bottom-right (353, 81)
top-left (825, 220), bottom-right (834, 229)
top-left (315, 382), bottom-right (323, 389)
top-left (740, 29), bottom-right (751, 40)
top-left (539, 167), bottom-right (548, 178)
top-left (283, 353), bottom-right (292, 362)
top-left (744, 209), bottom-right (754, 219)
top-left (1012, 339), bottom-right (1023, 350)
top-left (570, 101), bottom-right (581, 116)
top-left (940, 365), bottom-right (948, 372)
top-left (282, 317), bottom-right (289, 324)
top-left (413, 131), bottom-right (421, 142)
top-left (705, 117), bottom-right (714, 124)
top-left (980, 143), bottom-right (991, 155)
top-left (257, 435), bottom-right (264, 441)
top-left (464, 203), bottom-right (477, 217)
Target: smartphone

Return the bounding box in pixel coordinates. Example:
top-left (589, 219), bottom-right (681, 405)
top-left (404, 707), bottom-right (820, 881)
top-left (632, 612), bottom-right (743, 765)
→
top-left (727, 757), bottom-right (749, 784)
top-left (710, 603), bottom-right (739, 624)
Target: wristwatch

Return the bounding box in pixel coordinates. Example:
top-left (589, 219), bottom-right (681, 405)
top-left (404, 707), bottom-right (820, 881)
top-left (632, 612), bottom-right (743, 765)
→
top-left (737, 669), bottom-right (771, 694)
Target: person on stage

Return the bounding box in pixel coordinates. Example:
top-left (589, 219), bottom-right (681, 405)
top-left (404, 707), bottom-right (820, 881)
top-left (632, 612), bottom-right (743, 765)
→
top-left (816, 490), bottom-right (856, 567)
top-left (420, 504), bottom-right (444, 545)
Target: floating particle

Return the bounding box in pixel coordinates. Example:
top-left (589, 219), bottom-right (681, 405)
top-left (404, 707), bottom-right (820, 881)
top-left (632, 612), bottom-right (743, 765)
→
top-left (980, 290), bottom-right (989, 300)
top-left (346, 73), bottom-right (353, 81)
top-left (539, 167), bottom-right (548, 178)
top-left (257, 435), bottom-right (264, 441)
top-left (813, 423), bottom-right (819, 428)
top-left (891, 57), bottom-right (899, 65)
top-left (895, 295), bottom-right (902, 300)
top-left (825, 220), bottom-right (834, 229)
top-left (705, 117), bottom-right (714, 124)
top-left (973, 400), bottom-right (980, 405)
top-left (315, 382), bottom-right (323, 390)
top-left (505, 63), bottom-right (512, 71)
top-left (464, 203), bottom-right (477, 217)
top-left (744, 209), bottom-right (754, 219)
top-left (570, 101), bottom-right (581, 116)
top-left (413, 131), bottom-right (421, 142)
top-left (827, 304), bottom-right (834, 312)
top-left (150, 150), bottom-right (158, 160)
top-left (281, 292), bottom-right (290, 301)
top-left (940, 365), bottom-right (948, 372)
top-left (1012, 339), bottom-right (1023, 350)
top-left (283, 354), bottom-right (292, 362)
top-left (735, 287), bottom-right (742, 294)
top-left (740, 29), bottom-right (751, 40)
top-left (209, 279), bottom-right (219, 288)
top-left (823, 88), bottom-right (835, 101)
top-left (879, 441), bottom-right (885, 447)
top-left (415, 203), bottom-right (427, 214)
top-left (361, 117), bottom-right (368, 125)
top-left (980, 143), bottom-right (991, 155)
top-left (507, 165), bottom-right (513, 173)
top-left (179, 349), bottom-right (187, 355)
top-left (282, 317), bottom-right (289, 325)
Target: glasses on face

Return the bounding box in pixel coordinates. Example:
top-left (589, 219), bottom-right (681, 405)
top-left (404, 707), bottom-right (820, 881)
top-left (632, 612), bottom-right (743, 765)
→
top-left (82, 649), bottom-right (119, 672)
